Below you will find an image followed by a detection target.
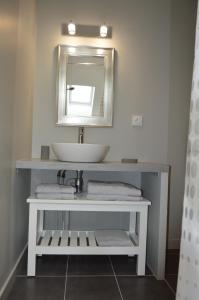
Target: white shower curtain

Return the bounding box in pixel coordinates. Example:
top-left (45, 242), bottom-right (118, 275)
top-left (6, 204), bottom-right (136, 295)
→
top-left (176, 3), bottom-right (199, 300)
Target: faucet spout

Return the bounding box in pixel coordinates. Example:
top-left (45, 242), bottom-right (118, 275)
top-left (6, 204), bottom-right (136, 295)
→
top-left (78, 127), bottom-right (84, 144)
top-left (75, 170), bottom-right (83, 193)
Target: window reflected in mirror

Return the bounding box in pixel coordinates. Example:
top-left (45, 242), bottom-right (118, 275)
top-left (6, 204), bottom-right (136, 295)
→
top-left (65, 56), bottom-right (105, 118)
top-left (66, 84), bottom-right (96, 117)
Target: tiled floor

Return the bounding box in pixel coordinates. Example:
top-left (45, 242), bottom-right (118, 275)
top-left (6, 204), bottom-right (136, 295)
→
top-left (165, 249), bottom-right (180, 292)
top-left (6, 254), bottom-right (175, 300)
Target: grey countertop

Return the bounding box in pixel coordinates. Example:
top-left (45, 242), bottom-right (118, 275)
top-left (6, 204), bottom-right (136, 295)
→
top-left (16, 159), bottom-right (170, 172)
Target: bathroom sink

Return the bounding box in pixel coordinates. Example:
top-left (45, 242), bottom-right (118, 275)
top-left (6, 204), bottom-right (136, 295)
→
top-left (52, 143), bottom-right (109, 163)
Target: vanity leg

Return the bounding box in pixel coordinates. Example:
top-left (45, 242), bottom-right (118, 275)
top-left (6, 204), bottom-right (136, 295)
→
top-left (129, 211), bottom-right (136, 233)
top-left (27, 205), bottom-right (37, 276)
top-left (37, 210), bottom-right (44, 234)
top-left (128, 211), bottom-right (136, 257)
top-left (37, 210), bottom-right (44, 257)
top-left (136, 208), bottom-right (148, 276)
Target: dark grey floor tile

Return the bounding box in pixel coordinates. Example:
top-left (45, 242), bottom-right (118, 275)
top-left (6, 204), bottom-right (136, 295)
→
top-left (111, 255), bottom-right (152, 275)
top-left (68, 255), bottom-right (113, 275)
top-left (16, 251), bottom-right (28, 275)
top-left (17, 255), bottom-right (67, 276)
top-left (6, 277), bottom-right (65, 300)
top-left (166, 249), bottom-right (179, 256)
top-left (117, 276), bottom-right (175, 300)
top-left (65, 276), bottom-right (121, 300)
top-left (165, 274), bottom-right (178, 291)
top-left (165, 252), bottom-right (179, 275)
top-left (36, 255), bottom-right (68, 276)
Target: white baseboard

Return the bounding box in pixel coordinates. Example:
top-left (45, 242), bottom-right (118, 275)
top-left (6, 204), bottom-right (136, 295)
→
top-left (168, 238), bottom-right (180, 249)
top-left (0, 244), bottom-right (27, 299)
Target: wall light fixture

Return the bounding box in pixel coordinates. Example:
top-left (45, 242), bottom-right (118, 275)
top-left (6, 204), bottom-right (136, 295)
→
top-left (68, 21), bottom-right (76, 35)
top-left (100, 25), bottom-right (108, 38)
top-left (63, 22), bottom-right (112, 38)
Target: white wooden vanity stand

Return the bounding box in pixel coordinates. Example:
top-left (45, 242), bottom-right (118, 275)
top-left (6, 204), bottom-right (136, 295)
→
top-left (27, 196), bottom-right (150, 276)
top-left (16, 159), bottom-right (169, 280)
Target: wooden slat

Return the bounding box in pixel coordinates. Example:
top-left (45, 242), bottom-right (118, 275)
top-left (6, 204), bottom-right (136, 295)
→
top-left (51, 230), bottom-right (61, 246)
top-left (79, 231), bottom-right (87, 247)
top-left (70, 231), bottom-right (78, 247)
top-left (87, 231), bottom-right (97, 247)
top-left (37, 232), bottom-right (43, 245)
top-left (60, 230), bottom-right (69, 247)
top-left (40, 230), bottom-right (52, 246)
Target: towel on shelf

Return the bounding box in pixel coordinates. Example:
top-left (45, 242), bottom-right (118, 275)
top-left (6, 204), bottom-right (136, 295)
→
top-left (95, 230), bottom-right (133, 247)
top-left (86, 194), bottom-right (141, 201)
top-left (36, 193), bottom-right (74, 200)
top-left (35, 183), bottom-right (75, 194)
top-left (87, 181), bottom-right (142, 196)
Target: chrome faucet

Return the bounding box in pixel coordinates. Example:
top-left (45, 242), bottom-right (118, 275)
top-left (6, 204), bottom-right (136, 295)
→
top-left (78, 127), bottom-right (84, 144)
top-left (75, 170), bottom-right (83, 193)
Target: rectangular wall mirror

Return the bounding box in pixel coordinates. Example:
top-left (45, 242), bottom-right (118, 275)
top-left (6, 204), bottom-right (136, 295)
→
top-left (56, 45), bottom-right (114, 126)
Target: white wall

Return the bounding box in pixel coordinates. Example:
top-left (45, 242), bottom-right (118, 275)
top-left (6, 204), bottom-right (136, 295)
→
top-left (0, 0), bottom-right (18, 290)
top-left (31, 0), bottom-right (197, 247)
top-left (32, 0), bottom-right (171, 163)
top-left (0, 0), bottom-right (35, 295)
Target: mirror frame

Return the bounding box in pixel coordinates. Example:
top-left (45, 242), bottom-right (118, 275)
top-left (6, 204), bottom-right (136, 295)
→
top-left (56, 45), bottom-right (114, 127)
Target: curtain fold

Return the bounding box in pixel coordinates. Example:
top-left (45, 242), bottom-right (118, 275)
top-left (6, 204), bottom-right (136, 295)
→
top-left (176, 3), bottom-right (199, 300)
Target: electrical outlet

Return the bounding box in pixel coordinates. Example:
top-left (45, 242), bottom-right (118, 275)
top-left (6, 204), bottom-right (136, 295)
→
top-left (132, 115), bottom-right (143, 127)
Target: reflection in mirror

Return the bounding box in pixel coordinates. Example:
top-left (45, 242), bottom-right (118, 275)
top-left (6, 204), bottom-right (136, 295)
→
top-left (66, 56), bottom-right (105, 118)
top-left (56, 45), bottom-right (114, 126)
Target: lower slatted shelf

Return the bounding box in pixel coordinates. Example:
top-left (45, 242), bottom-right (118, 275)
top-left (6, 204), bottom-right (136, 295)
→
top-left (38, 230), bottom-right (138, 248)
top-left (36, 230), bottom-right (138, 256)
top-left (38, 230), bottom-right (98, 247)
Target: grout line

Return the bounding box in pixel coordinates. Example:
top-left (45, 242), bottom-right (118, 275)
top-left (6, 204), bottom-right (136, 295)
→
top-left (64, 256), bottom-right (69, 300)
top-left (16, 275), bottom-right (66, 278)
top-left (109, 257), bottom-right (124, 300)
top-left (67, 274), bottom-right (114, 277)
top-left (67, 274), bottom-right (153, 277)
top-left (164, 278), bottom-right (176, 296)
top-left (16, 273), bottom-right (154, 278)
top-left (117, 274), bottom-right (153, 277)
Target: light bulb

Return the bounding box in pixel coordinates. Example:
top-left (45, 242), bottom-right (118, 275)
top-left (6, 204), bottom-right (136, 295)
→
top-left (68, 22), bottom-right (76, 35)
top-left (100, 25), bottom-right (108, 38)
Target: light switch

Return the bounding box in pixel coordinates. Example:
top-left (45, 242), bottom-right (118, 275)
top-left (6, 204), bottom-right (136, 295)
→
top-left (132, 115), bottom-right (143, 127)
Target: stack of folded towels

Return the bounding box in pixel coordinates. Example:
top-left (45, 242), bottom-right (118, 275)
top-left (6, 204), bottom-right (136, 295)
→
top-left (35, 184), bottom-right (75, 199)
top-left (95, 230), bottom-right (133, 247)
top-left (86, 180), bottom-right (142, 201)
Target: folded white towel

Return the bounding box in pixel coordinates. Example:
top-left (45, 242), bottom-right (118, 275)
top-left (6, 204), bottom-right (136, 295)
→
top-left (36, 193), bottom-right (75, 200)
top-left (35, 184), bottom-right (75, 194)
top-left (87, 181), bottom-right (142, 196)
top-left (95, 230), bottom-right (133, 247)
top-left (86, 194), bottom-right (141, 201)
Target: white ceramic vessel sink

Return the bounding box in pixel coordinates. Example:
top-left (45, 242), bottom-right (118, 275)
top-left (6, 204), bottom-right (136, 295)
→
top-left (52, 143), bottom-right (109, 163)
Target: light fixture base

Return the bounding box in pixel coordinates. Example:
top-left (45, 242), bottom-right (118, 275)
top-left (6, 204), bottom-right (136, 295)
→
top-left (62, 24), bottom-right (112, 38)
